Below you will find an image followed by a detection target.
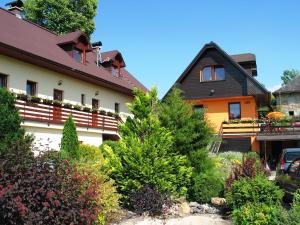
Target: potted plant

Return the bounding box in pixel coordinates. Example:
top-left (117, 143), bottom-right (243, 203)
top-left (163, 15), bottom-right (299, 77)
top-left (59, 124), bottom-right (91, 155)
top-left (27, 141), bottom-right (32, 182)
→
top-left (83, 106), bottom-right (91, 113)
top-left (107, 111), bottom-right (114, 117)
top-left (30, 96), bottom-right (42, 103)
top-left (92, 109), bottom-right (99, 114)
top-left (99, 110), bottom-right (106, 115)
top-left (43, 99), bottom-right (53, 105)
top-left (17, 93), bottom-right (28, 101)
top-left (63, 102), bottom-right (73, 109)
top-left (53, 100), bottom-right (62, 107)
top-left (73, 104), bottom-right (82, 111)
top-left (113, 112), bottom-right (120, 119)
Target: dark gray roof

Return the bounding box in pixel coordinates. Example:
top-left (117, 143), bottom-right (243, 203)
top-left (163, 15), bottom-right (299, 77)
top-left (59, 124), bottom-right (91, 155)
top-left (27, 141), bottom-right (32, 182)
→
top-left (273, 76), bottom-right (300, 94)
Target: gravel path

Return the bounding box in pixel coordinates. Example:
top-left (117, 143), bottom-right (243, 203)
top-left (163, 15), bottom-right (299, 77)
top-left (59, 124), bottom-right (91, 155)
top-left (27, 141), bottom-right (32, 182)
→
top-left (116, 214), bottom-right (232, 225)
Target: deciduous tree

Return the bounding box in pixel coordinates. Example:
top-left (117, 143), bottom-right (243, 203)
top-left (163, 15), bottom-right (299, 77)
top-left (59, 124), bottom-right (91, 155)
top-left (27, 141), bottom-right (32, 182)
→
top-left (24, 0), bottom-right (98, 37)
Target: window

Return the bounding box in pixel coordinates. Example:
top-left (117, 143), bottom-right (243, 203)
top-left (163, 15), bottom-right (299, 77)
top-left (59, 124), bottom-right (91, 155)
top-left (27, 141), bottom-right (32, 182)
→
top-left (26, 80), bottom-right (37, 96)
top-left (73, 49), bottom-right (82, 63)
top-left (115, 103), bottom-right (120, 113)
top-left (92, 98), bottom-right (99, 109)
top-left (53, 89), bottom-right (63, 101)
top-left (81, 94), bottom-right (85, 105)
top-left (0, 74), bottom-right (7, 88)
top-left (289, 111), bottom-right (295, 116)
top-left (200, 66), bottom-right (225, 82)
top-left (193, 105), bottom-right (204, 112)
top-left (229, 102), bottom-right (241, 119)
top-left (202, 67), bottom-right (212, 81)
top-left (215, 67), bottom-right (225, 80)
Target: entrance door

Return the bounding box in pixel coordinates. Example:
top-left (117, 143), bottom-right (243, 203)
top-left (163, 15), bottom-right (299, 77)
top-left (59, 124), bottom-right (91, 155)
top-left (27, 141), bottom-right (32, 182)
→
top-left (53, 89), bottom-right (63, 122)
top-left (92, 99), bottom-right (99, 127)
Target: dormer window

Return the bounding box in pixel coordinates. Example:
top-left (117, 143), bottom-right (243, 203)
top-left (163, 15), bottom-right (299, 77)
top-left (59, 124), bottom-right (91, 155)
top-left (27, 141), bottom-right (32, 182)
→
top-left (73, 49), bottom-right (83, 63)
top-left (200, 66), bottom-right (225, 82)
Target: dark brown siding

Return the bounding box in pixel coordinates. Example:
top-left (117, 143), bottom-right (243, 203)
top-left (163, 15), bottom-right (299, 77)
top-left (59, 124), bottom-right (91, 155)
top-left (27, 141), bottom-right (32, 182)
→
top-left (178, 48), bottom-right (248, 99)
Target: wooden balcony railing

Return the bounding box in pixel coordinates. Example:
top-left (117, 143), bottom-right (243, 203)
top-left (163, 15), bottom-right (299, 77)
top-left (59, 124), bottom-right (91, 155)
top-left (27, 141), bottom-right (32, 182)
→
top-left (16, 100), bottom-right (119, 131)
top-left (221, 122), bottom-right (300, 136)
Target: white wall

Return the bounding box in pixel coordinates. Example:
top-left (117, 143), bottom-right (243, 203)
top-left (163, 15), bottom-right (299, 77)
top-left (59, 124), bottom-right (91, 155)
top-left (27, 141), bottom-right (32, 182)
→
top-left (0, 54), bottom-right (132, 149)
top-left (0, 54), bottom-right (133, 117)
top-left (27, 122), bottom-right (104, 154)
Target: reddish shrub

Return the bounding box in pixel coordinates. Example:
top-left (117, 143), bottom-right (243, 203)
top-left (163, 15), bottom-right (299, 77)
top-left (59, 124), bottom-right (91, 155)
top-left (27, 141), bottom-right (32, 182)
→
top-left (0, 158), bottom-right (101, 225)
top-left (226, 155), bottom-right (269, 188)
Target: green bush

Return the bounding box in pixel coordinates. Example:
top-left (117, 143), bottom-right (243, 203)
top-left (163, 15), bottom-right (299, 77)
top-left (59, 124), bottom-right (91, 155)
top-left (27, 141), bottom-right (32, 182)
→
top-left (232, 203), bottom-right (287, 225)
top-left (78, 144), bottom-right (121, 224)
top-left (286, 189), bottom-right (300, 225)
top-left (226, 176), bottom-right (283, 209)
top-left (102, 88), bottom-right (192, 205)
top-left (60, 115), bottom-right (79, 160)
top-left (189, 170), bottom-right (224, 203)
top-left (0, 89), bottom-right (33, 157)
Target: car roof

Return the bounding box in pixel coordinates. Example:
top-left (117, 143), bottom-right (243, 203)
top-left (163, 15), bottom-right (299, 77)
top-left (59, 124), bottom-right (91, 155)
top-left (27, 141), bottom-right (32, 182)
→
top-left (283, 148), bottom-right (300, 153)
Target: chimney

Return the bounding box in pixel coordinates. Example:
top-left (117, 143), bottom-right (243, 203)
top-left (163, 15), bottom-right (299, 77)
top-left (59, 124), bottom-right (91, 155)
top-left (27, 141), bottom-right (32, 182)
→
top-left (92, 41), bottom-right (103, 66)
top-left (5, 0), bottom-right (24, 19)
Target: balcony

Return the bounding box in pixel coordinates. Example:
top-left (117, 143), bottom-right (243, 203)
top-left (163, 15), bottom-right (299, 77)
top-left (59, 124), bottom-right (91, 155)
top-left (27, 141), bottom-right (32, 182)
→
top-left (16, 100), bottom-right (120, 131)
top-left (221, 119), bottom-right (300, 140)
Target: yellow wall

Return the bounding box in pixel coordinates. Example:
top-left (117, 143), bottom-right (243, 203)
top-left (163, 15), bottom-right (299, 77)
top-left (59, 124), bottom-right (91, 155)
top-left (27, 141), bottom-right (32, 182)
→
top-left (188, 96), bottom-right (257, 132)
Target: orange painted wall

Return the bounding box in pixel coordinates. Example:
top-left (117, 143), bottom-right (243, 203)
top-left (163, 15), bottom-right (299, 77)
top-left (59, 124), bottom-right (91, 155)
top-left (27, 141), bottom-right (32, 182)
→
top-left (188, 96), bottom-right (257, 132)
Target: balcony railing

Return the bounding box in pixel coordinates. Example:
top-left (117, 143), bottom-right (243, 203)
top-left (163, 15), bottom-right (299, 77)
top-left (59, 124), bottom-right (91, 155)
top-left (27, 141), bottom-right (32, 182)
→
top-left (222, 121), bottom-right (300, 136)
top-left (16, 100), bottom-right (119, 131)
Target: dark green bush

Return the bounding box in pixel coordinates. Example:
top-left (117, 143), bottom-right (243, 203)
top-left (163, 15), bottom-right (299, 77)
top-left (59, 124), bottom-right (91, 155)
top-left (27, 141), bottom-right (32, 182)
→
top-left (226, 176), bottom-right (283, 209)
top-left (232, 203), bottom-right (287, 225)
top-left (0, 89), bottom-right (33, 158)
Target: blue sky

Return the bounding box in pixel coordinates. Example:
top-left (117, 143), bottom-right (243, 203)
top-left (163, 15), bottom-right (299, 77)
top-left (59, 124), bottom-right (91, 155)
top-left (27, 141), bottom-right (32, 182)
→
top-left (1, 0), bottom-right (300, 97)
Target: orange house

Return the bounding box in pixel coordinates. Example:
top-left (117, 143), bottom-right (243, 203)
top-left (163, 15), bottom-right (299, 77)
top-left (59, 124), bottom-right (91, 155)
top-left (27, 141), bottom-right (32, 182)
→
top-left (166, 42), bottom-right (270, 153)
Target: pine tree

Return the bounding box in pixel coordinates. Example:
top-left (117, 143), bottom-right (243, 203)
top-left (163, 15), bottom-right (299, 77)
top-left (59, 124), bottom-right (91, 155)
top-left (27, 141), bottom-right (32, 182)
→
top-left (159, 87), bottom-right (213, 156)
top-left (60, 115), bottom-right (80, 160)
top-left (102, 88), bottom-right (192, 202)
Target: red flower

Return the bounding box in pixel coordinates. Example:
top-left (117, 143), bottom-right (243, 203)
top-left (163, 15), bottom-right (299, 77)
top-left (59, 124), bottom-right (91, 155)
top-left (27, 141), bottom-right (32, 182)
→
top-left (17, 202), bottom-right (26, 216)
top-left (53, 199), bottom-right (61, 207)
top-left (46, 191), bottom-right (55, 199)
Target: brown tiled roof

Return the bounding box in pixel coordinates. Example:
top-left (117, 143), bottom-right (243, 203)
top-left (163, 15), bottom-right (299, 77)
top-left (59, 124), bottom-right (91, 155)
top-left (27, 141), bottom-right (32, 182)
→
top-left (56, 31), bottom-right (88, 45)
top-left (230, 53), bottom-right (256, 63)
top-left (0, 8), bottom-right (147, 94)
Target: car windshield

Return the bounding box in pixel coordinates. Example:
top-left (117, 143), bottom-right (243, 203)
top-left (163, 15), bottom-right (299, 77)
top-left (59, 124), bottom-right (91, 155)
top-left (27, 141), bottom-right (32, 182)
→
top-left (284, 152), bottom-right (300, 162)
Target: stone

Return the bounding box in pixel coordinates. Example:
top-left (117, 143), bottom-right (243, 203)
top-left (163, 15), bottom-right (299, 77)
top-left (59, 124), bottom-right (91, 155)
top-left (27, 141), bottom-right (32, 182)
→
top-left (211, 197), bottom-right (226, 206)
top-left (178, 202), bottom-right (191, 216)
top-left (189, 202), bottom-right (201, 208)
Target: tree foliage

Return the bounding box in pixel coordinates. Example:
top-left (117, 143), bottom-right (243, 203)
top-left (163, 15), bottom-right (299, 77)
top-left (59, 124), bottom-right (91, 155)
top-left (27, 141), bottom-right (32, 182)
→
top-left (0, 89), bottom-right (32, 158)
top-left (102, 88), bottom-right (192, 204)
top-left (159, 87), bottom-right (213, 156)
top-left (281, 69), bottom-right (300, 85)
top-left (60, 115), bottom-right (79, 160)
top-left (24, 0), bottom-right (98, 37)
top-left (159, 88), bottom-right (223, 203)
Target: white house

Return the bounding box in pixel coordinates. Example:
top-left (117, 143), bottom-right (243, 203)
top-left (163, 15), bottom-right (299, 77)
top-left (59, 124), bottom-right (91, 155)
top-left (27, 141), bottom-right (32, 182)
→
top-left (0, 5), bottom-right (147, 151)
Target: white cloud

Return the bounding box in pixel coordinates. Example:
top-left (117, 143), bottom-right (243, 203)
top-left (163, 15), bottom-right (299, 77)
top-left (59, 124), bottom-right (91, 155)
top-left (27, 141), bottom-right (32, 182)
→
top-left (267, 84), bottom-right (281, 92)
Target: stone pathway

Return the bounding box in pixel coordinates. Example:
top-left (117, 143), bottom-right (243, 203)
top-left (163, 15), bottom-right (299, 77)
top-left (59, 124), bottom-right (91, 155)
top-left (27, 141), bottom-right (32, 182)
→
top-left (115, 214), bottom-right (232, 225)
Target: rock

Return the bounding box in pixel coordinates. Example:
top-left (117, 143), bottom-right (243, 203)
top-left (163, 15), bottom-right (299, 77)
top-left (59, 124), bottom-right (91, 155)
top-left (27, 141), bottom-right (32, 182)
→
top-left (211, 197), bottom-right (226, 206)
top-left (189, 203), bottom-right (220, 214)
top-left (178, 202), bottom-right (191, 216)
top-left (189, 202), bottom-right (201, 208)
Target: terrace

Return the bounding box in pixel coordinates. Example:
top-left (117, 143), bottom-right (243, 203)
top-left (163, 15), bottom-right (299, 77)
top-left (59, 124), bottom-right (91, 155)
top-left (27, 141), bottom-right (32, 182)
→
top-left (221, 118), bottom-right (300, 140)
top-left (15, 99), bottom-right (120, 132)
